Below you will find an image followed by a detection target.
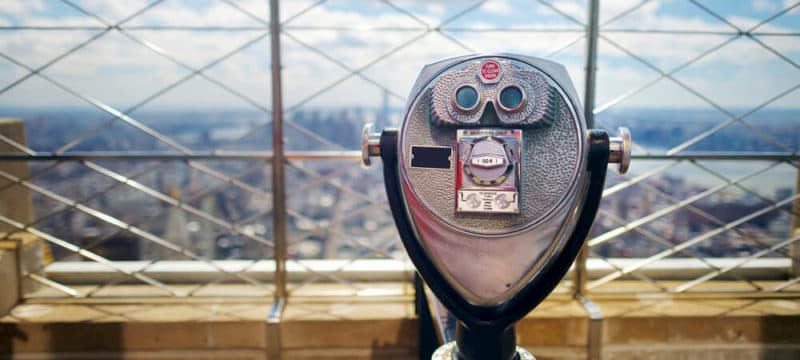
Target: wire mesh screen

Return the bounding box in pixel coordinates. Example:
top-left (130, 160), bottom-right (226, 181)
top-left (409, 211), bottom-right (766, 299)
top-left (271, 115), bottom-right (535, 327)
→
top-left (588, 0), bottom-right (800, 293)
top-left (276, 0), bottom-right (588, 294)
top-left (0, 0), bottom-right (798, 299)
top-left (0, 0), bottom-right (276, 298)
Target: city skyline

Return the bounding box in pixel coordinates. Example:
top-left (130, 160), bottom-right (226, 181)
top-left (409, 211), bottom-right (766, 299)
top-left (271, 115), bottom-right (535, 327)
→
top-left (10, 106), bottom-right (797, 262)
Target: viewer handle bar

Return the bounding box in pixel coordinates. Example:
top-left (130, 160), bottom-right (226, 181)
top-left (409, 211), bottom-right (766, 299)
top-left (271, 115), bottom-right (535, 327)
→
top-left (361, 123), bottom-right (383, 167)
top-left (608, 127), bottom-right (631, 174)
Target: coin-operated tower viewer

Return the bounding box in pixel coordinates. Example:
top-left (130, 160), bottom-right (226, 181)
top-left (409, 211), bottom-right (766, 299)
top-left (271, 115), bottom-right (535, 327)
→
top-left (363, 54), bottom-right (631, 360)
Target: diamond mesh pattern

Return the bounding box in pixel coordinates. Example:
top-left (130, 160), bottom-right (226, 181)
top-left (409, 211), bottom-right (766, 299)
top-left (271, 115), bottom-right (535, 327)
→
top-left (0, 0), bottom-right (797, 300)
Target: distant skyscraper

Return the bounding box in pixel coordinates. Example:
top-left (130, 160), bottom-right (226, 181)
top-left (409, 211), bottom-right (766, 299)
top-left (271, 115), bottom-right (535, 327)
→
top-left (377, 89), bottom-right (391, 129)
top-left (141, 186), bottom-right (189, 260)
top-left (163, 187), bottom-right (190, 260)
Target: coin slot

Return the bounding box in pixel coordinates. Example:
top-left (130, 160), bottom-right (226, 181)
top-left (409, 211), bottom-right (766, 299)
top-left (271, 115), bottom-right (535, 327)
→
top-left (411, 146), bottom-right (452, 169)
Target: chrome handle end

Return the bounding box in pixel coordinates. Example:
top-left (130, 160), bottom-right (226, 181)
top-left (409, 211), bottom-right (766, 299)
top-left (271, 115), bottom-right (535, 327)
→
top-left (361, 123), bottom-right (382, 167)
top-left (609, 127), bottom-right (631, 174)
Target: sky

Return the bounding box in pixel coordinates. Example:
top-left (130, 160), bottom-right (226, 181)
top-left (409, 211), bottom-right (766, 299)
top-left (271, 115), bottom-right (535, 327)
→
top-left (0, 0), bottom-right (799, 113)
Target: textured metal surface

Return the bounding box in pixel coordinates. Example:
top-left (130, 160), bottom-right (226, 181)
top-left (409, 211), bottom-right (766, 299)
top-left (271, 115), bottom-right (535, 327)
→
top-left (395, 55), bottom-right (588, 304)
top-left (401, 57), bottom-right (583, 235)
top-left (429, 60), bottom-right (560, 127)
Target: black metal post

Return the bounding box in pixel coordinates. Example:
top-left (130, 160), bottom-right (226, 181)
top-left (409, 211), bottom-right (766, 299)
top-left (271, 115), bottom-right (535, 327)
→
top-left (455, 322), bottom-right (517, 360)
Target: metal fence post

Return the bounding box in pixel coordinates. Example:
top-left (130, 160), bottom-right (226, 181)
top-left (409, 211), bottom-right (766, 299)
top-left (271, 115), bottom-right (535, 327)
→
top-left (576, 1), bottom-right (603, 359)
top-left (268, 0), bottom-right (287, 359)
top-left (791, 167), bottom-right (800, 276)
top-left (582, 1), bottom-right (600, 131)
top-left (269, 0), bottom-right (288, 304)
top-left (574, 0), bottom-right (600, 300)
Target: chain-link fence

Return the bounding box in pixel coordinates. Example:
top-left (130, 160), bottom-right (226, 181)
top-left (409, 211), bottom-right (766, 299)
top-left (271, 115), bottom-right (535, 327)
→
top-left (0, 0), bottom-right (798, 302)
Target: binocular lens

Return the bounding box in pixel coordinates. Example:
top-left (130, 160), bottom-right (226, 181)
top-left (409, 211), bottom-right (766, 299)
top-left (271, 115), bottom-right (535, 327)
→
top-left (455, 85), bottom-right (479, 111)
top-left (498, 85), bottom-right (524, 111)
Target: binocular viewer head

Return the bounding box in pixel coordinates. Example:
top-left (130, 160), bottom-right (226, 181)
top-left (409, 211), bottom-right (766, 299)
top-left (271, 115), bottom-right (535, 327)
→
top-left (363, 54), bottom-right (630, 338)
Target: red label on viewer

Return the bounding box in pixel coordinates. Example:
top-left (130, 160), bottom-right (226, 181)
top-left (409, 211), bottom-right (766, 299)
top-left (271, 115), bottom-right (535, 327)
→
top-left (480, 60), bottom-right (501, 82)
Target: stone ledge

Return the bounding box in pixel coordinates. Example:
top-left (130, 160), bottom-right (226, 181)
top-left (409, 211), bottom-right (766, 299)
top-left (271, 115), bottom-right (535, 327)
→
top-left (2, 286), bottom-right (799, 359)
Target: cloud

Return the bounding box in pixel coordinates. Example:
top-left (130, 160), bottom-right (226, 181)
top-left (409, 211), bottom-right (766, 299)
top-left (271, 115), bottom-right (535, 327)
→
top-left (784, 0), bottom-right (800, 13)
top-left (0, 0), bottom-right (45, 17)
top-left (545, 0), bottom-right (584, 20)
top-left (71, 0), bottom-right (152, 23)
top-left (483, 0), bottom-right (512, 15)
top-left (0, 0), bottom-right (798, 110)
top-left (752, 0), bottom-right (779, 12)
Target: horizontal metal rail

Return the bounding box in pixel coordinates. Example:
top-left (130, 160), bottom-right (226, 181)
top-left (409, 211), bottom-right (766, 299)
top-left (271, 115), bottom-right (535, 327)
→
top-left (0, 26), bottom-right (797, 37)
top-left (0, 152), bottom-right (797, 162)
top-left (0, 151), bottom-right (364, 161)
top-left (41, 258), bottom-right (792, 285)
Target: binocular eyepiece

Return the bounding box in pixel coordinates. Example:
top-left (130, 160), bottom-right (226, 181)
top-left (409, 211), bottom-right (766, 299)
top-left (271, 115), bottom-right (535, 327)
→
top-left (363, 54), bottom-right (631, 360)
